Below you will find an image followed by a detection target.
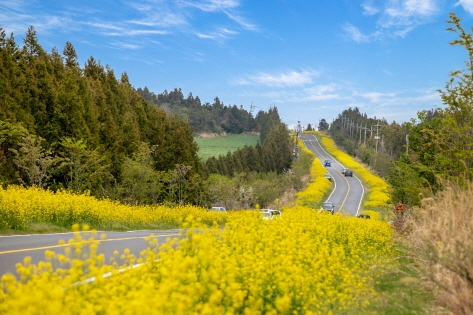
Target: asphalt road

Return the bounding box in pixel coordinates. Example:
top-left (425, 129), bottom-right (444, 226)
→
top-left (0, 229), bottom-right (183, 277)
top-left (300, 133), bottom-right (365, 216)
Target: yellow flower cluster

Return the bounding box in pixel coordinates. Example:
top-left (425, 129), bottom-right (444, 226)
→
top-left (0, 208), bottom-right (393, 314)
top-left (0, 186), bottom-right (228, 230)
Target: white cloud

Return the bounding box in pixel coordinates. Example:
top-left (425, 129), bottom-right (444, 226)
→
top-left (345, 0), bottom-right (440, 42)
top-left (343, 23), bottom-right (370, 43)
top-left (110, 41), bottom-right (142, 50)
top-left (238, 69), bottom-right (320, 87)
top-left (298, 84), bottom-right (342, 101)
top-left (455, 0), bottom-right (473, 14)
top-left (362, 1), bottom-right (380, 15)
top-left (179, 0), bottom-right (240, 12)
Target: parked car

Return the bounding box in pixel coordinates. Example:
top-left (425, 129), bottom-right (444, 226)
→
top-left (209, 206), bottom-right (226, 212)
top-left (323, 174), bottom-right (332, 181)
top-left (320, 202), bottom-right (335, 214)
top-left (344, 169), bottom-right (353, 177)
top-left (324, 159), bottom-right (331, 167)
top-left (259, 209), bottom-right (282, 220)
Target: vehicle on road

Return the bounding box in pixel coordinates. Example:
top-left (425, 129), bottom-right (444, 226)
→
top-left (209, 206), bottom-right (227, 212)
top-left (341, 168), bottom-right (348, 174)
top-left (260, 209), bottom-right (282, 220)
top-left (344, 169), bottom-right (353, 177)
top-left (324, 159), bottom-right (331, 166)
top-left (320, 202), bottom-right (335, 214)
top-left (323, 174), bottom-right (332, 181)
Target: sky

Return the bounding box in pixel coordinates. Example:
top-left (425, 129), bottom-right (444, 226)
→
top-left (2, 0), bottom-right (473, 128)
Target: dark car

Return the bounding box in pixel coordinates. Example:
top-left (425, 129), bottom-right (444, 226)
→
top-left (324, 159), bottom-right (331, 167)
top-left (344, 169), bottom-right (353, 177)
top-left (320, 202), bottom-right (335, 214)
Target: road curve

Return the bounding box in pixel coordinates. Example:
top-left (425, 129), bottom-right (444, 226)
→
top-left (0, 230), bottom-right (183, 277)
top-left (300, 134), bottom-right (365, 216)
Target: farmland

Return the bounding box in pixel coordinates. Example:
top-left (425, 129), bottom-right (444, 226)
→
top-left (195, 134), bottom-right (260, 160)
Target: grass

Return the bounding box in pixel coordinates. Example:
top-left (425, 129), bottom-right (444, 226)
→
top-left (194, 134), bottom-right (260, 160)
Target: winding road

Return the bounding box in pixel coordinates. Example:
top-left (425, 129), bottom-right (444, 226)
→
top-left (300, 133), bottom-right (365, 216)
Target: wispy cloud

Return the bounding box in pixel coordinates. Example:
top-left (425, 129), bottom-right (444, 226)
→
top-left (178, 0), bottom-right (239, 12)
top-left (236, 69), bottom-right (320, 87)
top-left (343, 23), bottom-right (380, 43)
top-left (0, 0), bottom-right (256, 46)
top-left (455, 0), bottom-right (473, 14)
top-left (110, 41), bottom-right (142, 50)
top-left (345, 0), bottom-right (440, 42)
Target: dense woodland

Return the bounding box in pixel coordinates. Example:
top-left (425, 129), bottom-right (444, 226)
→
top-left (0, 26), bottom-right (304, 209)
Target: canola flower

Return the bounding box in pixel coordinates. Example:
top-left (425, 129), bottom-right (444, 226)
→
top-left (0, 185), bottom-right (228, 231)
top-left (0, 133), bottom-right (396, 314)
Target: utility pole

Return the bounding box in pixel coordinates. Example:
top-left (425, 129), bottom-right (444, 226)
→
top-left (374, 121), bottom-right (381, 153)
top-left (406, 134), bottom-right (409, 155)
top-left (359, 122), bottom-right (362, 142)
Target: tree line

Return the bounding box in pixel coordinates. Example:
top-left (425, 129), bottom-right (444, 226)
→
top-left (137, 87), bottom-right (260, 135)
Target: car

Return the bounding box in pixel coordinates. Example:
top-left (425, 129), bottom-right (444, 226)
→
top-left (320, 202), bottom-right (335, 214)
top-left (259, 209), bottom-right (282, 220)
top-left (341, 168), bottom-right (348, 175)
top-left (344, 169), bottom-right (353, 177)
top-left (324, 159), bottom-right (331, 167)
top-left (209, 206), bottom-right (227, 212)
top-left (323, 174), bottom-right (332, 181)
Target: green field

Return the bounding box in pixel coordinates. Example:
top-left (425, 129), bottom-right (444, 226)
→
top-left (195, 134), bottom-right (260, 160)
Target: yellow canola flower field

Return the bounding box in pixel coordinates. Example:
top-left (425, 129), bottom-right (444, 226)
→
top-left (0, 133), bottom-right (396, 314)
top-left (0, 208), bottom-right (393, 315)
top-left (0, 186), bottom-right (228, 230)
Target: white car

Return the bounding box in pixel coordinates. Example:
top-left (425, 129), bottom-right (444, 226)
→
top-left (259, 209), bottom-right (282, 220)
top-left (209, 207), bottom-right (226, 212)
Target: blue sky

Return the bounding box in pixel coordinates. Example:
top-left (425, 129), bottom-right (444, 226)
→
top-left (2, 1), bottom-right (473, 127)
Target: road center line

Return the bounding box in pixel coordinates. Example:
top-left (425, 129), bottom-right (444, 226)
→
top-left (0, 233), bottom-right (180, 255)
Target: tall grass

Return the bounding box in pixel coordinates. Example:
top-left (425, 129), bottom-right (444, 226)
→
top-left (404, 182), bottom-right (473, 314)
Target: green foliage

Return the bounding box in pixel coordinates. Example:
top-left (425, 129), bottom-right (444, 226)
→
top-left (58, 137), bottom-right (111, 192)
top-left (9, 135), bottom-right (56, 188)
top-left (318, 118), bottom-right (329, 131)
